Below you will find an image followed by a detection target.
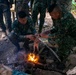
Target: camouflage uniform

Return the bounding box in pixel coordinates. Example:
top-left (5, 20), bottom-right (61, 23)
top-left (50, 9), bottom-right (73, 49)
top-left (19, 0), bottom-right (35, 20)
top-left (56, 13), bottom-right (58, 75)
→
top-left (15, 0), bottom-right (29, 17)
top-left (57, 0), bottom-right (72, 12)
top-left (8, 17), bottom-right (36, 51)
top-left (0, 0), bottom-right (13, 32)
top-left (32, 0), bottom-right (51, 33)
top-left (48, 10), bottom-right (76, 61)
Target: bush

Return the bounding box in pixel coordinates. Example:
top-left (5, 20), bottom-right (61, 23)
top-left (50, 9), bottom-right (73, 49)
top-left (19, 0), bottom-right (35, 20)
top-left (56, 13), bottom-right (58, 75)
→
top-left (72, 0), bottom-right (76, 10)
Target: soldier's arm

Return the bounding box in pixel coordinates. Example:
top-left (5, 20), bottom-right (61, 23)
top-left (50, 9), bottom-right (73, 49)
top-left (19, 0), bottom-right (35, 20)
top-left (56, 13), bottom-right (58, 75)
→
top-left (30, 26), bottom-right (36, 35)
top-left (39, 32), bottom-right (57, 39)
top-left (66, 14), bottom-right (76, 39)
top-left (12, 20), bottom-right (35, 40)
top-left (12, 20), bottom-right (26, 40)
top-left (28, 18), bottom-right (37, 34)
top-left (12, 20), bottom-right (20, 36)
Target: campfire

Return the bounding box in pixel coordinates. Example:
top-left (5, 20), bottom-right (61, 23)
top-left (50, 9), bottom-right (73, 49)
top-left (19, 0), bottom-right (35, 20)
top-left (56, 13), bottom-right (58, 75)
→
top-left (7, 50), bottom-right (66, 75)
top-left (27, 53), bottom-right (40, 64)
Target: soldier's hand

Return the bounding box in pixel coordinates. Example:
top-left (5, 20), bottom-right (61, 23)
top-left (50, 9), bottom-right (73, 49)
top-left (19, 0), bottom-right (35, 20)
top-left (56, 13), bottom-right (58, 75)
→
top-left (35, 33), bottom-right (41, 38)
top-left (33, 38), bottom-right (40, 53)
top-left (25, 35), bottom-right (36, 41)
top-left (39, 33), bottom-right (49, 38)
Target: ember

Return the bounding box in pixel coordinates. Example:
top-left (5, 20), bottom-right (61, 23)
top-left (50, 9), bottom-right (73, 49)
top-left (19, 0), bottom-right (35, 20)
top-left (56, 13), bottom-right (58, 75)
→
top-left (27, 53), bottom-right (39, 64)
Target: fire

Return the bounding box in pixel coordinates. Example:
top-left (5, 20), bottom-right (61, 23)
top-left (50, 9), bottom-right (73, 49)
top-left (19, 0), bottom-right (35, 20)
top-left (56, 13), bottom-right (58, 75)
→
top-left (27, 53), bottom-right (39, 64)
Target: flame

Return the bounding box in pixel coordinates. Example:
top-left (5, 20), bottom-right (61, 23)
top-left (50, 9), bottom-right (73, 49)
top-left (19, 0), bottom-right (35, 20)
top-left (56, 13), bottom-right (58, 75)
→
top-left (27, 53), bottom-right (39, 64)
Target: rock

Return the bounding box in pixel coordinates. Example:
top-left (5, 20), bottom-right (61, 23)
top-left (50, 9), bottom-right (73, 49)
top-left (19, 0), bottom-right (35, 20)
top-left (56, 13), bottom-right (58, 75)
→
top-left (73, 47), bottom-right (76, 53)
top-left (0, 64), bottom-right (12, 75)
top-left (68, 54), bottom-right (76, 66)
top-left (65, 54), bottom-right (76, 73)
top-left (67, 66), bottom-right (76, 75)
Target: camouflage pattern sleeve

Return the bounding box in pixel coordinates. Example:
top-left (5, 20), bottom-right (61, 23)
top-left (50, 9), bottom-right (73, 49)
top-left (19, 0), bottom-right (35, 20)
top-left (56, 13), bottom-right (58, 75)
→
top-left (12, 20), bottom-right (26, 39)
top-left (12, 20), bottom-right (18, 31)
top-left (12, 20), bottom-right (19, 33)
top-left (57, 13), bottom-right (76, 59)
top-left (63, 13), bottom-right (76, 40)
top-left (28, 17), bottom-right (36, 34)
top-left (12, 20), bottom-right (21, 37)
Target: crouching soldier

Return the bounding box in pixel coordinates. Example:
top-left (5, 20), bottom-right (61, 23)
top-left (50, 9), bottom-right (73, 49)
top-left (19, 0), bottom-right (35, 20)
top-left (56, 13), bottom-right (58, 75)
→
top-left (8, 11), bottom-right (36, 52)
top-left (38, 3), bottom-right (76, 62)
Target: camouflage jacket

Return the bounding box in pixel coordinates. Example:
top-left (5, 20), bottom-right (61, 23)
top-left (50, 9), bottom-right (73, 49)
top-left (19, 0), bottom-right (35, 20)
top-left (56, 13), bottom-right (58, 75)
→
top-left (49, 10), bottom-right (76, 59)
top-left (12, 17), bottom-right (36, 40)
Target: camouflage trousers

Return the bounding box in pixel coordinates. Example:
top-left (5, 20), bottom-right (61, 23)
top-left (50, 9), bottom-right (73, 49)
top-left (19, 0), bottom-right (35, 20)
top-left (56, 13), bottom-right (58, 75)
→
top-left (15, 1), bottom-right (29, 18)
top-left (32, 3), bottom-right (46, 33)
top-left (0, 4), bottom-right (12, 32)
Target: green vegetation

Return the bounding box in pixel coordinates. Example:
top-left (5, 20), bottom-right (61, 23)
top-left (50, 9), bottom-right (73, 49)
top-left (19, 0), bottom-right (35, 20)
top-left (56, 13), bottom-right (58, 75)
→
top-left (72, 0), bottom-right (76, 15)
top-left (72, 0), bottom-right (76, 10)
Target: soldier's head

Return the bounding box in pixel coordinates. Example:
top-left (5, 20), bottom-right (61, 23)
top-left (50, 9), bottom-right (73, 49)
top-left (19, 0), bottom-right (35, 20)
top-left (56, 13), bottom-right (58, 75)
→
top-left (48, 4), bottom-right (62, 19)
top-left (18, 11), bottom-right (27, 24)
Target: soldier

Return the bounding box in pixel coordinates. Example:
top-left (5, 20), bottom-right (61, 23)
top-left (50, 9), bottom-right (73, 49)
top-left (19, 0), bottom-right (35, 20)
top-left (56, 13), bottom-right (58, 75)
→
top-left (31, 0), bottom-right (57, 33)
top-left (15, 0), bottom-right (29, 18)
top-left (0, 0), bottom-right (13, 35)
top-left (32, 0), bottom-right (52, 33)
top-left (8, 11), bottom-right (36, 52)
top-left (39, 3), bottom-right (76, 61)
